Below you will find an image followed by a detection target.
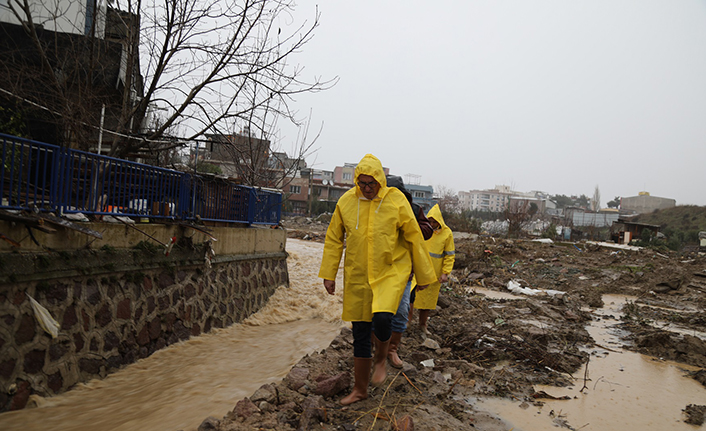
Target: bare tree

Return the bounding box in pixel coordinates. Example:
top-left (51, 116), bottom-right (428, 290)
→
top-left (435, 185), bottom-right (458, 214)
top-left (2, 0), bottom-right (332, 180)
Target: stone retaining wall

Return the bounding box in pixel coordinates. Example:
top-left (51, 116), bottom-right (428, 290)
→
top-left (0, 243), bottom-right (288, 411)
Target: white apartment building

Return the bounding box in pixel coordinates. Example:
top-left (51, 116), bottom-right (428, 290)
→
top-left (458, 185), bottom-right (513, 212)
top-left (0, 0), bottom-right (107, 37)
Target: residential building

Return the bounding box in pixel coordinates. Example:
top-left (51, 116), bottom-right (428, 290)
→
top-left (0, 3), bottom-right (143, 150)
top-left (621, 192), bottom-right (676, 214)
top-left (458, 185), bottom-right (513, 212)
top-left (0, 0), bottom-right (106, 36)
top-left (284, 168), bottom-right (348, 215)
top-left (333, 163), bottom-right (357, 185)
top-left (408, 184), bottom-right (436, 212)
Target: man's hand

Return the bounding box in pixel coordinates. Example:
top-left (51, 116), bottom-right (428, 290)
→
top-left (439, 273), bottom-right (449, 283)
top-left (416, 284), bottom-right (429, 291)
top-left (324, 279), bottom-right (336, 295)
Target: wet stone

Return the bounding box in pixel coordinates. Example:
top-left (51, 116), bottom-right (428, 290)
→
top-left (95, 303), bottom-right (112, 328)
top-left (149, 317), bottom-right (161, 340)
top-left (234, 398), bottom-right (260, 419)
top-left (171, 290), bottom-right (181, 305)
top-left (197, 416), bottom-right (220, 431)
top-left (85, 281), bottom-right (101, 305)
top-left (15, 314), bottom-right (36, 345)
top-left (158, 272), bottom-right (175, 289)
top-left (184, 284), bottom-right (196, 299)
top-left (2, 314), bottom-right (14, 326)
top-left (191, 323), bottom-right (201, 337)
top-left (79, 358), bottom-right (103, 375)
top-left (147, 296), bottom-right (156, 314)
top-left (48, 371), bottom-right (63, 393)
top-left (104, 331), bottom-right (120, 351)
top-left (174, 321), bottom-right (189, 341)
top-left (61, 305), bottom-right (77, 330)
top-left (81, 309), bottom-right (90, 331)
top-left (23, 349), bottom-right (45, 374)
top-left (0, 359), bottom-right (16, 379)
top-left (48, 341), bottom-right (69, 361)
top-left (73, 332), bottom-right (85, 352)
top-left (137, 325), bottom-right (150, 346)
top-left (251, 383), bottom-right (277, 404)
top-left (9, 380), bottom-right (31, 411)
top-left (314, 372), bottom-right (350, 397)
top-left (158, 295), bottom-right (170, 311)
top-left (116, 298), bottom-right (131, 319)
top-left (45, 283), bottom-right (68, 304)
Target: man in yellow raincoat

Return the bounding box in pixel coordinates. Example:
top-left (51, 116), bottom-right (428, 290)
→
top-left (319, 154), bottom-right (436, 405)
top-left (410, 203), bottom-right (456, 335)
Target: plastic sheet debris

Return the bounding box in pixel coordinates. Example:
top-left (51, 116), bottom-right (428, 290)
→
top-left (28, 295), bottom-right (59, 338)
top-left (506, 280), bottom-right (565, 298)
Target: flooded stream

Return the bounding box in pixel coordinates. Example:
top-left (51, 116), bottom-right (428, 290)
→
top-left (0, 239), bottom-right (344, 431)
top-left (472, 288), bottom-right (706, 431)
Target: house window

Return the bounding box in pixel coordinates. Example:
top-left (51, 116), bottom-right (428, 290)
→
top-left (343, 173), bottom-right (352, 180)
top-left (414, 191), bottom-right (425, 198)
top-left (289, 185), bottom-right (301, 194)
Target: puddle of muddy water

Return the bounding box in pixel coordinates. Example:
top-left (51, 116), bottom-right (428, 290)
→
top-left (475, 294), bottom-right (706, 431)
top-left (0, 239), bottom-right (344, 431)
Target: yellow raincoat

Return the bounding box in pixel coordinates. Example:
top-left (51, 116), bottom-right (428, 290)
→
top-left (413, 204), bottom-right (455, 310)
top-left (318, 154), bottom-right (436, 322)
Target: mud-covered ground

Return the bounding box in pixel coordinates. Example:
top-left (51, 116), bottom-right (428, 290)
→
top-left (201, 217), bottom-right (706, 431)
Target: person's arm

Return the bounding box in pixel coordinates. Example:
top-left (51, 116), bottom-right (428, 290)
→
top-left (319, 204), bottom-right (346, 291)
top-left (439, 232), bottom-right (455, 283)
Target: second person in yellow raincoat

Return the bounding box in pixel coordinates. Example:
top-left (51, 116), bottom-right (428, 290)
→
top-left (319, 154), bottom-right (436, 406)
top-left (410, 203), bottom-right (456, 335)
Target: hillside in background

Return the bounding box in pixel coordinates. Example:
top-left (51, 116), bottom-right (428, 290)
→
top-left (631, 205), bottom-right (706, 246)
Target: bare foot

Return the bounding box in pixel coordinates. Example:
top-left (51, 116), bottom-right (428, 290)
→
top-left (340, 388), bottom-right (367, 405)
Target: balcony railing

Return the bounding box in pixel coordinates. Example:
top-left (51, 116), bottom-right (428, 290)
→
top-left (0, 133), bottom-right (281, 225)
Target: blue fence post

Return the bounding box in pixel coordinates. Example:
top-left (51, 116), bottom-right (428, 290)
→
top-left (247, 187), bottom-right (257, 225)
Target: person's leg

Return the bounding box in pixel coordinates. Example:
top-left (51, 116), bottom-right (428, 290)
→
top-left (371, 312), bottom-right (393, 385)
top-left (388, 281), bottom-right (411, 368)
top-left (418, 309), bottom-right (431, 335)
top-left (341, 321), bottom-right (372, 405)
top-left (408, 288), bottom-right (416, 325)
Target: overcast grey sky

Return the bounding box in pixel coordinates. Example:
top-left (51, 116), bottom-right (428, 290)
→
top-left (281, 0), bottom-right (706, 206)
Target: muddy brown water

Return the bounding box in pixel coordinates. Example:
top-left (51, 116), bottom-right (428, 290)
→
top-left (0, 239), bottom-right (345, 431)
top-left (472, 289), bottom-right (706, 431)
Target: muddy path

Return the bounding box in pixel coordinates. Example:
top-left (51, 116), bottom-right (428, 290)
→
top-left (208, 220), bottom-right (706, 430)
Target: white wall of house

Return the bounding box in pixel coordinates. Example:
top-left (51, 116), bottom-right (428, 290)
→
top-left (0, 0), bottom-right (106, 37)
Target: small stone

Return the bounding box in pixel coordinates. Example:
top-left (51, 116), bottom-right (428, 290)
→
top-left (421, 338), bottom-right (440, 350)
top-left (197, 416), bottom-right (220, 431)
top-left (233, 398), bottom-right (260, 419)
top-left (314, 372), bottom-right (350, 397)
top-left (251, 383), bottom-right (277, 404)
top-left (286, 367), bottom-right (309, 391)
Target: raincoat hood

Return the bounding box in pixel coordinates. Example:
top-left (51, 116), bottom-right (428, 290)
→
top-left (427, 204), bottom-right (448, 231)
top-left (354, 154), bottom-right (388, 199)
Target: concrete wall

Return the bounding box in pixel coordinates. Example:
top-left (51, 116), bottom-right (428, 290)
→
top-left (0, 221), bottom-right (288, 411)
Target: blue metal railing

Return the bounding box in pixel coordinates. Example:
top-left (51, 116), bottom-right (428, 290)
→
top-left (0, 133), bottom-right (282, 225)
